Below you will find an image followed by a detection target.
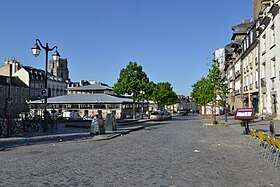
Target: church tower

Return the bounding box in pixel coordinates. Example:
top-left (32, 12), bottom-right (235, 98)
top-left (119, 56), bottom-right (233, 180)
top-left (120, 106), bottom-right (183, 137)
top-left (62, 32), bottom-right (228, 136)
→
top-left (48, 58), bottom-right (69, 81)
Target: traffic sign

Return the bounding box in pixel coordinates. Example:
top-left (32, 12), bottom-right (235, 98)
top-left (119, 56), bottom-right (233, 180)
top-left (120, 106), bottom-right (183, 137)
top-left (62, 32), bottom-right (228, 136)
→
top-left (41, 89), bottom-right (48, 97)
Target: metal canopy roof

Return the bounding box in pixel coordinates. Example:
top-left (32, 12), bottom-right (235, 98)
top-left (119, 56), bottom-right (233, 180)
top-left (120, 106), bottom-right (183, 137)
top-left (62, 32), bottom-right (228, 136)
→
top-left (29, 94), bottom-right (133, 104)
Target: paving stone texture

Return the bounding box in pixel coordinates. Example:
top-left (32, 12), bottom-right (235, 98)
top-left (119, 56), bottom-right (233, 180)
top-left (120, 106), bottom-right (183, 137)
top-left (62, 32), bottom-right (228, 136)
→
top-left (1, 114), bottom-right (280, 186)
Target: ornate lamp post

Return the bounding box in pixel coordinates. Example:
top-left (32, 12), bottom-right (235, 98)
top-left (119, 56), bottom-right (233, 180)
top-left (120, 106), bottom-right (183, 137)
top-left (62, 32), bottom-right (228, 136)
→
top-left (31, 39), bottom-right (60, 132)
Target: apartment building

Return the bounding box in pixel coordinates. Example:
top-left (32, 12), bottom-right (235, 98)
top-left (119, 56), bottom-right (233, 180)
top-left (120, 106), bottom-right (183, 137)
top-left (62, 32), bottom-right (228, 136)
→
top-left (217, 0), bottom-right (280, 119)
top-left (224, 20), bottom-right (254, 114)
top-left (0, 59), bottom-right (68, 101)
top-left (257, 1), bottom-right (280, 118)
top-left (240, 20), bottom-right (260, 113)
top-left (0, 75), bottom-right (29, 117)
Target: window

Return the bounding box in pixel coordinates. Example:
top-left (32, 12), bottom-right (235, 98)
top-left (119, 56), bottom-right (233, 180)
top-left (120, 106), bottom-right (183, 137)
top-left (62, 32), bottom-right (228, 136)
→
top-left (270, 24), bottom-right (275, 48)
top-left (262, 34), bottom-right (266, 55)
top-left (271, 57), bottom-right (276, 79)
top-left (107, 104), bottom-right (120, 109)
top-left (80, 104), bottom-right (93, 109)
top-left (261, 62), bottom-right (266, 79)
top-left (255, 70), bottom-right (258, 83)
top-left (93, 104), bottom-right (106, 109)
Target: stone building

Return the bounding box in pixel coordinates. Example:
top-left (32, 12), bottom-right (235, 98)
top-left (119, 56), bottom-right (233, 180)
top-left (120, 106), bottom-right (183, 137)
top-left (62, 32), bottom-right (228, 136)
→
top-left (0, 75), bottom-right (29, 117)
top-left (257, 1), bottom-right (280, 118)
top-left (48, 58), bottom-right (69, 81)
top-left (0, 59), bottom-right (68, 101)
top-left (225, 20), bottom-right (254, 114)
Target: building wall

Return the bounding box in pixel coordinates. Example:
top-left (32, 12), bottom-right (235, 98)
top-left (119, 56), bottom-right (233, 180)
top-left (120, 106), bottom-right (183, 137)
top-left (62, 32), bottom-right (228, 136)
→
top-left (259, 4), bottom-right (280, 118)
top-left (14, 68), bottom-right (29, 86)
top-left (0, 81), bottom-right (29, 117)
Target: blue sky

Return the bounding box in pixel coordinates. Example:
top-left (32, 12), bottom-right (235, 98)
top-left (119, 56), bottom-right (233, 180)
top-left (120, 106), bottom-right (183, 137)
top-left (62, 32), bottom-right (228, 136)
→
top-left (0, 0), bottom-right (252, 95)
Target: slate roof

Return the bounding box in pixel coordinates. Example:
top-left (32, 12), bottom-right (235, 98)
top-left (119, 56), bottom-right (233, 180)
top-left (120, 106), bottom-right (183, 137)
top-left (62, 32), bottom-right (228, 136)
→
top-left (67, 84), bottom-right (113, 91)
top-left (29, 94), bottom-right (133, 104)
top-left (23, 66), bottom-right (65, 82)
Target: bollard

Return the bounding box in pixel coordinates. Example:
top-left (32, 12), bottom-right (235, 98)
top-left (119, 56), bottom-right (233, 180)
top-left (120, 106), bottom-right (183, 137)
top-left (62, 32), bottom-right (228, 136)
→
top-left (90, 115), bottom-right (99, 135)
top-left (97, 111), bottom-right (105, 134)
top-left (112, 111), bottom-right (117, 131)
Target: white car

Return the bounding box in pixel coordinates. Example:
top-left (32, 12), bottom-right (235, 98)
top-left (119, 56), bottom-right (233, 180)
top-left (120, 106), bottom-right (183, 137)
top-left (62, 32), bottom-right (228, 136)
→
top-left (150, 111), bottom-right (161, 120)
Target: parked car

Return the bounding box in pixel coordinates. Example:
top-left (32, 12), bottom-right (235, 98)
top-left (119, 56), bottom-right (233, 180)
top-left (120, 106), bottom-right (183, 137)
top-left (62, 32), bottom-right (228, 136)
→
top-left (62, 111), bottom-right (82, 120)
top-left (150, 111), bottom-right (161, 120)
top-left (163, 111), bottom-right (172, 120)
top-left (178, 110), bottom-right (188, 116)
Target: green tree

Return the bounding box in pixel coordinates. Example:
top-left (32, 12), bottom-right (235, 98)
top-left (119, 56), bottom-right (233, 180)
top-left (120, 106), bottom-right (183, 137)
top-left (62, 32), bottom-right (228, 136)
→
top-left (166, 91), bottom-right (180, 112)
top-left (191, 76), bottom-right (213, 114)
top-left (207, 59), bottom-right (227, 123)
top-left (191, 59), bottom-right (228, 124)
top-left (151, 82), bottom-right (176, 110)
top-left (114, 61), bottom-right (149, 118)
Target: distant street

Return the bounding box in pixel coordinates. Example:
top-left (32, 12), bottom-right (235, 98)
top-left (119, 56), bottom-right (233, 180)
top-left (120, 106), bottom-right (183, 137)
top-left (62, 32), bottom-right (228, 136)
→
top-left (1, 114), bottom-right (280, 186)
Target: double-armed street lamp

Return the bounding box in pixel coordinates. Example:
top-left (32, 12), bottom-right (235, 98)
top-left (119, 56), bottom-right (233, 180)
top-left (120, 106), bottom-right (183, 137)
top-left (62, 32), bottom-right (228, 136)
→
top-left (31, 39), bottom-right (60, 132)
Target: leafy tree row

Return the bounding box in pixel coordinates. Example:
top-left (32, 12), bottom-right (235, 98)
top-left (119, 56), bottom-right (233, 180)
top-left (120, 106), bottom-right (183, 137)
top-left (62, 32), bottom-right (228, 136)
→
top-left (114, 62), bottom-right (179, 114)
top-left (191, 60), bottom-right (228, 119)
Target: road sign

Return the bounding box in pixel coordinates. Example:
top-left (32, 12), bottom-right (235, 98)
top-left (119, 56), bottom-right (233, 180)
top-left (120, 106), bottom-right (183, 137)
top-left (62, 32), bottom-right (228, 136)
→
top-left (41, 89), bottom-right (48, 97)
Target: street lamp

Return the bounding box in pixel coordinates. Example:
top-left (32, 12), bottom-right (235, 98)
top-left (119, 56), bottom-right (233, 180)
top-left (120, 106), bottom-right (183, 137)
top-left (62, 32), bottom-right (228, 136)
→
top-left (140, 91), bottom-right (145, 119)
top-left (31, 39), bottom-right (60, 132)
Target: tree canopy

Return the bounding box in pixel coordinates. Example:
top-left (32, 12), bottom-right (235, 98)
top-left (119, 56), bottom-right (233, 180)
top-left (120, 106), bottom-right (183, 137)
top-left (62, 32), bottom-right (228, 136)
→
top-left (114, 61), bottom-right (180, 111)
top-left (191, 59), bottom-right (229, 109)
top-left (114, 61), bottom-right (149, 101)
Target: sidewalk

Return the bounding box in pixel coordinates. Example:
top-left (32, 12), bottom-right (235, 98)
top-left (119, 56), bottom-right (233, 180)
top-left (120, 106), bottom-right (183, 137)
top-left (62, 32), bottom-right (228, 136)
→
top-left (0, 119), bottom-right (150, 150)
top-left (217, 115), bottom-right (280, 135)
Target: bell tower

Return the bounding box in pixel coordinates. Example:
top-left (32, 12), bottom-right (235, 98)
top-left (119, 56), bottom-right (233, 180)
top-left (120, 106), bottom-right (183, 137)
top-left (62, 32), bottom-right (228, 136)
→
top-left (49, 58), bottom-right (69, 81)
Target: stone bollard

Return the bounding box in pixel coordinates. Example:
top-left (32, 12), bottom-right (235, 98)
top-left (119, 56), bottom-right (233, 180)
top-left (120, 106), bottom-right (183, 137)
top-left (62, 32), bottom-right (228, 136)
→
top-left (98, 111), bottom-right (105, 134)
top-left (90, 115), bottom-right (99, 135)
top-left (105, 113), bottom-right (113, 131)
top-left (112, 111), bottom-right (117, 131)
top-left (90, 113), bottom-right (105, 135)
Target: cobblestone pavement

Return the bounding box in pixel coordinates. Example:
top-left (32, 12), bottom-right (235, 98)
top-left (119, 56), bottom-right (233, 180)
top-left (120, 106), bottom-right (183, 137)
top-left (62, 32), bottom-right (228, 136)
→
top-left (1, 114), bottom-right (280, 186)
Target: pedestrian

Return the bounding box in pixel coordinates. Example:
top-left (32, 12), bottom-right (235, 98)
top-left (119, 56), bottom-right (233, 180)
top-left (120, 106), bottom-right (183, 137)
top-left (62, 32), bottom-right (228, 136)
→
top-left (269, 121), bottom-right (275, 137)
